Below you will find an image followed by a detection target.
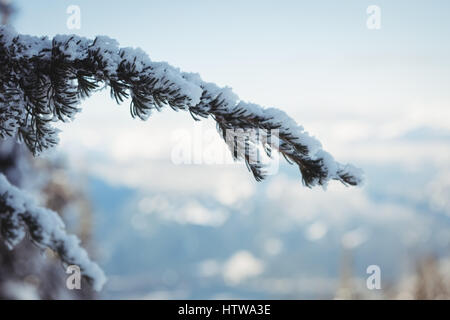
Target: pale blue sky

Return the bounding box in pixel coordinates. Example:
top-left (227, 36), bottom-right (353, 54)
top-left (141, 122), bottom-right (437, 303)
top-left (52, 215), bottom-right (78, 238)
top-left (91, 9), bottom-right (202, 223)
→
top-left (12, 1), bottom-right (450, 116)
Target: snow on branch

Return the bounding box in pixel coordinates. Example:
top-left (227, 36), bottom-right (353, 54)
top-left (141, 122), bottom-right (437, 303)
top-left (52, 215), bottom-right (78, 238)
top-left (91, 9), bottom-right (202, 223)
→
top-left (0, 26), bottom-right (363, 187)
top-left (0, 173), bottom-right (106, 291)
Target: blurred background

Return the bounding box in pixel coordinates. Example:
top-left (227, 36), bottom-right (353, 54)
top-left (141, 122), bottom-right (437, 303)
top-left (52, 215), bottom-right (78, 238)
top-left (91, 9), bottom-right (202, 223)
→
top-left (0, 0), bottom-right (449, 299)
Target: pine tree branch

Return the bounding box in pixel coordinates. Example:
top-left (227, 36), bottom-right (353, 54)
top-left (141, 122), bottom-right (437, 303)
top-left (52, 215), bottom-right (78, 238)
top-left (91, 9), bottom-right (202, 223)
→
top-left (0, 173), bottom-right (106, 291)
top-left (0, 26), bottom-right (363, 187)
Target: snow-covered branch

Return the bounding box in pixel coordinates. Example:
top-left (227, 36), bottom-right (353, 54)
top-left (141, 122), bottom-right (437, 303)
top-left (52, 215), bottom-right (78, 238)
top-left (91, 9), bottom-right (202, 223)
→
top-left (0, 25), bottom-right (364, 291)
top-left (0, 173), bottom-right (106, 291)
top-left (0, 26), bottom-right (362, 187)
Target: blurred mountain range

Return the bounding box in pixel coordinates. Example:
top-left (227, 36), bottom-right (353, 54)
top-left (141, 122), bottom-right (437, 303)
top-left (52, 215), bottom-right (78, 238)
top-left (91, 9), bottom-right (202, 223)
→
top-left (85, 160), bottom-right (450, 299)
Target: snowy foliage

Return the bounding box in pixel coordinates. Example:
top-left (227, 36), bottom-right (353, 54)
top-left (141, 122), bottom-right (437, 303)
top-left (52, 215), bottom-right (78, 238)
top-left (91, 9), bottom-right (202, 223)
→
top-left (0, 26), bottom-right (362, 187)
top-left (0, 173), bottom-right (106, 291)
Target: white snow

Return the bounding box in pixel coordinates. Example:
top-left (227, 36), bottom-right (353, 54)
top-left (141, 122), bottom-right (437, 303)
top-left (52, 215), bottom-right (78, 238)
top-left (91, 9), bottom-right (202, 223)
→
top-left (0, 25), bottom-right (364, 189)
top-left (0, 173), bottom-right (106, 291)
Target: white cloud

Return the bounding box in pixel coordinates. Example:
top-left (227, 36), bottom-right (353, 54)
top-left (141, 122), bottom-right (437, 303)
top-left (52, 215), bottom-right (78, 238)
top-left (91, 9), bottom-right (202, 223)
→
top-left (223, 251), bottom-right (264, 286)
top-left (264, 238), bottom-right (283, 256)
top-left (198, 259), bottom-right (221, 278)
top-left (341, 228), bottom-right (368, 249)
top-left (135, 196), bottom-right (229, 228)
top-left (305, 222), bottom-right (328, 241)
